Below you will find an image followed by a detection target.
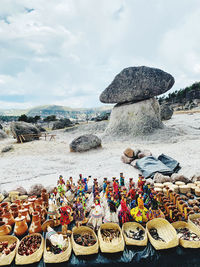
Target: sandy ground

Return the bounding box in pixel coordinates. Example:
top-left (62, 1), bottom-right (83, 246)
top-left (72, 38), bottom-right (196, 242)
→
top-left (0, 113), bottom-right (200, 193)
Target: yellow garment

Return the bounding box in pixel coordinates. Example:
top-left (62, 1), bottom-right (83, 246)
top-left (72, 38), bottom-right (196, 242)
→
top-left (131, 206), bottom-right (149, 223)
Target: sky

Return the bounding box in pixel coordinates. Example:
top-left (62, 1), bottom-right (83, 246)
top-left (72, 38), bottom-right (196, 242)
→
top-left (0, 0), bottom-right (200, 109)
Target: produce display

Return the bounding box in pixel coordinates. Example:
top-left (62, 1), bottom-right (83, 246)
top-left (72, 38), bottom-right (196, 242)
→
top-left (176, 228), bottom-right (200, 241)
top-left (101, 229), bottom-right (120, 243)
top-left (149, 228), bottom-right (165, 242)
top-left (74, 231), bottom-right (96, 246)
top-left (0, 241), bottom-right (17, 255)
top-left (18, 235), bottom-right (41, 256)
top-left (124, 227), bottom-right (145, 241)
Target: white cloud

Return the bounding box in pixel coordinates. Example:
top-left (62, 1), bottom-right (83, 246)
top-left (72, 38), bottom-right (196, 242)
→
top-left (0, 0), bottom-right (200, 109)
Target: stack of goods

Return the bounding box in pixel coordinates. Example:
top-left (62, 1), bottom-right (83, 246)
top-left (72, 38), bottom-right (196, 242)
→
top-left (15, 233), bottom-right (44, 265)
top-left (72, 226), bottom-right (98, 255)
top-left (172, 221), bottom-right (200, 248)
top-left (146, 218), bottom-right (178, 250)
top-left (98, 223), bottom-right (125, 253)
top-left (0, 236), bottom-right (19, 266)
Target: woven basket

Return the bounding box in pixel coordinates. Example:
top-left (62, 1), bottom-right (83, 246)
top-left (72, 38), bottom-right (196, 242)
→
top-left (154, 183), bottom-right (164, 188)
top-left (122, 222), bottom-right (147, 246)
top-left (72, 226), bottom-right (99, 256)
top-left (0, 235), bottom-right (19, 266)
top-left (188, 213), bottom-right (200, 235)
top-left (44, 234), bottom-right (72, 263)
top-left (172, 221), bottom-right (200, 248)
top-left (15, 233), bottom-right (44, 265)
top-left (146, 218), bottom-right (178, 250)
top-left (98, 223), bottom-right (125, 253)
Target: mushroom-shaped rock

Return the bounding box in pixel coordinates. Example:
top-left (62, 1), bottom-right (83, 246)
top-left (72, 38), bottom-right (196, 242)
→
top-left (70, 134), bottom-right (101, 152)
top-left (100, 66), bottom-right (175, 104)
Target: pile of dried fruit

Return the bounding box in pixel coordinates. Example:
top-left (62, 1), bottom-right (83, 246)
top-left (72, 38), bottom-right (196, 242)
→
top-left (149, 228), bottom-right (165, 242)
top-left (18, 235), bottom-right (41, 256)
top-left (74, 232), bottom-right (96, 246)
top-left (101, 229), bottom-right (120, 242)
top-left (176, 228), bottom-right (200, 241)
top-left (124, 227), bottom-right (145, 240)
top-left (192, 217), bottom-right (200, 227)
top-left (0, 241), bottom-right (17, 255)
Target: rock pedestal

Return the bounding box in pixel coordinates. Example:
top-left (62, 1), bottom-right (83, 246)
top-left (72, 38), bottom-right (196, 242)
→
top-left (99, 66), bottom-right (175, 137)
top-left (105, 98), bottom-right (163, 136)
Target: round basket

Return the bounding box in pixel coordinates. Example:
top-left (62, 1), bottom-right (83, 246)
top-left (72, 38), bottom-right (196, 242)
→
top-left (15, 233), bottom-right (44, 265)
top-left (98, 223), bottom-right (125, 253)
top-left (122, 222), bottom-right (147, 246)
top-left (0, 235), bottom-right (19, 266)
top-left (179, 185), bottom-right (190, 194)
top-left (44, 234), bottom-right (72, 263)
top-left (170, 185), bottom-right (179, 193)
top-left (146, 218), bottom-right (178, 250)
top-left (72, 226), bottom-right (99, 256)
top-left (172, 221), bottom-right (200, 248)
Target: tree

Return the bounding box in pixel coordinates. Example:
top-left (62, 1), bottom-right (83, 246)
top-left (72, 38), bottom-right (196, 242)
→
top-left (18, 114), bottom-right (28, 122)
top-left (43, 115), bottom-right (57, 127)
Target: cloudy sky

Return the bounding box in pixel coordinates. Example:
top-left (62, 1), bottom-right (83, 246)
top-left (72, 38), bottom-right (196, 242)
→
top-left (0, 0), bottom-right (200, 109)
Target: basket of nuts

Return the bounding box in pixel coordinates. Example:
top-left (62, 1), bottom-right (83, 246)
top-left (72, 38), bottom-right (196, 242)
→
top-left (15, 233), bottom-right (44, 265)
top-left (0, 235), bottom-right (19, 266)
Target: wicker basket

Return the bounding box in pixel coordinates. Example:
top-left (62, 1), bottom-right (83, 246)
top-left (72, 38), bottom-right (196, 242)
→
top-left (195, 188), bottom-right (200, 197)
top-left (0, 235), bottom-right (19, 266)
top-left (98, 223), bottom-right (125, 253)
top-left (154, 183), bottom-right (164, 188)
top-left (188, 213), bottom-right (200, 235)
top-left (175, 181), bottom-right (185, 186)
top-left (163, 182), bottom-right (173, 187)
top-left (172, 221), bottom-right (200, 248)
top-left (15, 233), bottom-right (44, 265)
top-left (122, 222), bottom-right (147, 246)
top-left (44, 234), bottom-right (72, 263)
top-left (146, 218), bottom-right (178, 250)
top-left (72, 226), bottom-right (99, 256)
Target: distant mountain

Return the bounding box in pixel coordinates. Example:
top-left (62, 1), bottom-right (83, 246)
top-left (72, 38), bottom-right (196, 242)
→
top-left (0, 105), bottom-right (112, 119)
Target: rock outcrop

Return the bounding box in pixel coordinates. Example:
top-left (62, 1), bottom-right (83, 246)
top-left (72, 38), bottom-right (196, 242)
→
top-left (100, 66), bottom-right (175, 104)
top-left (10, 122), bottom-right (41, 142)
top-left (0, 124), bottom-right (3, 130)
top-left (70, 134), bottom-right (101, 152)
top-left (160, 104), bottom-right (173, 120)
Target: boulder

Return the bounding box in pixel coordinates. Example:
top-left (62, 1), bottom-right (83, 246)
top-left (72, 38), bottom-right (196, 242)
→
top-left (0, 124), bottom-right (2, 130)
top-left (100, 66), bottom-right (175, 104)
top-left (123, 148), bottom-right (135, 158)
top-left (154, 173), bottom-right (172, 183)
top-left (70, 134), bottom-right (102, 152)
top-left (52, 118), bottom-right (73, 130)
top-left (160, 104), bottom-right (173, 120)
top-left (10, 122), bottom-right (41, 142)
top-left (1, 145), bottom-right (14, 153)
top-left (0, 129), bottom-right (7, 140)
top-left (105, 98), bottom-right (163, 136)
top-left (171, 174), bottom-right (191, 184)
top-left (28, 184), bottom-right (44, 196)
top-left (15, 186), bottom-right (27, 195)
